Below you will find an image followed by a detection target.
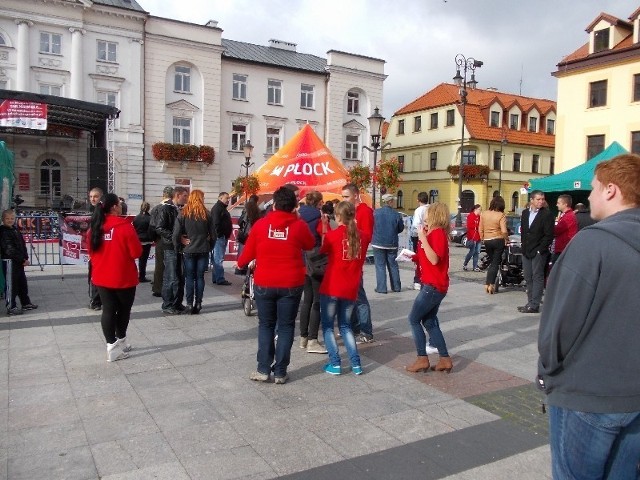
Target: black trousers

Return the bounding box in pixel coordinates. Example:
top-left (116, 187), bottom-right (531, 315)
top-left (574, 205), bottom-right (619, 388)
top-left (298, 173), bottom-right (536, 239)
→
top-left (152, 241), bottom-right (165, 295)
top-left (97, 286), bottom-right (136, 344)
top-left (139, 244), bottom-right (152, 280)
top-left (3, 260), bottom-right (32, 309)
top-left (88, 260), bottom-right (101, 307)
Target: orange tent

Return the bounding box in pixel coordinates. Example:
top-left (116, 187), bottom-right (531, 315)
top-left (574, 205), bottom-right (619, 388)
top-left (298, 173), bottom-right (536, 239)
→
top-left (256, 124), bottom-right (349, 198)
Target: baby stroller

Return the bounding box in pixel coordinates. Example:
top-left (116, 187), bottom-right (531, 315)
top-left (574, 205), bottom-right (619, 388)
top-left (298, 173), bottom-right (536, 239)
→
top-left (241, 260), bottom-right (256, 316)
top-left (479, 235), bottom-right (524, 293)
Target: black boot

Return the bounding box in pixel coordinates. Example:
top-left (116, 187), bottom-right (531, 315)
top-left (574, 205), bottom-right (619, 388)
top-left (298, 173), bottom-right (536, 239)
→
top-left (192, 302), bottom-right (201, 314)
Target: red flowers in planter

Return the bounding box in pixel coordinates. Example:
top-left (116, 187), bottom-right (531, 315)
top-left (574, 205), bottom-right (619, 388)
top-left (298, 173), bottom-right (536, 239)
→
top-left (152, 143), bottom-right (216, 165)
top-left (446, 164), bottom-right (490, 178)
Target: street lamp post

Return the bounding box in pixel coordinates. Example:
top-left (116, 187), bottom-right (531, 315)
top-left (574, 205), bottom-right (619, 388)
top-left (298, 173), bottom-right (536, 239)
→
top-left (363, 107), bottom-right (391, 207)
top-left (453, 54), bottom-right (482, 226)
top-left (242, 140), bottom-right (254, 203)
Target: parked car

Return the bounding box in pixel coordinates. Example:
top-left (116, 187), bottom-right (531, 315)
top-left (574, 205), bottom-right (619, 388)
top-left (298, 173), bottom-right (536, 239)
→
top-left (449, 213), bottom-right (469, 246)
top-left (506, 214), bottom-right (522, 235)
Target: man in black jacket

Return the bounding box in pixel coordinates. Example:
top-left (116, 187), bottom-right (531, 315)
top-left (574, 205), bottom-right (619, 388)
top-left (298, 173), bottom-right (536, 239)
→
top-left (519, 190), bottom-right (554, 313)
top-left (149, 186), bottom-right (174, 296)
top-left (211, 192), bottom-right (233, 286)
top-left (156, 187), bottom-right (188, 314)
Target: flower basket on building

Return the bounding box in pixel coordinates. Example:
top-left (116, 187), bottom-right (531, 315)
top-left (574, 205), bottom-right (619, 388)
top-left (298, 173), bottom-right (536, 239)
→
top-left (347, 164), bottom-right (372, 191)
top-left (151, 142), bottom-right (216, 165)
top-left (446, 164), bottom-right (490, 179)
top-left (232, 175), bottom-right (260, 198)
top-left (373, 157), bottom-right (402, 191)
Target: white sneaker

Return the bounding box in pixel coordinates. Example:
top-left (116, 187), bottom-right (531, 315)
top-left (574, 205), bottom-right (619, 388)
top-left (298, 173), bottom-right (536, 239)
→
top-left (106, 341), bottom-right (129, 362)
top-left (425, 344), bottom-right (439, 355)
top-left (116, 337), bottom-right (132, 353)
top-left (413, 283), bottom-right (421, 290)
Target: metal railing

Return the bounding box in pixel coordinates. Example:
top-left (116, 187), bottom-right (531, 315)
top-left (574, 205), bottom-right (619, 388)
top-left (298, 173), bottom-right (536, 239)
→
top-left (15, 211), bottom-right (61, 267)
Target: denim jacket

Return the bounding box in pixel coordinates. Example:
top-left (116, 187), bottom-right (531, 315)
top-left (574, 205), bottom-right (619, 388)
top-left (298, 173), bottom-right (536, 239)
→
top-left (371, 205), bottom-right (404, 248)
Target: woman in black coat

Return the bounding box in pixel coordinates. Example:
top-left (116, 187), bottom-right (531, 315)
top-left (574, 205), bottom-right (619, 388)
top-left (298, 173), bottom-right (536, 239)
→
top-left (133, 202), bottom-right (153, 282)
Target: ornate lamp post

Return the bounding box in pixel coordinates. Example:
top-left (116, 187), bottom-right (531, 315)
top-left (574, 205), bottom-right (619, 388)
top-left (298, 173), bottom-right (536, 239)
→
top-left (363, 107), bottom-right (391, 207)
top-left (453, 54), bottom-right (482, 226)
top-left (242, 140), bottom-right (254, 202)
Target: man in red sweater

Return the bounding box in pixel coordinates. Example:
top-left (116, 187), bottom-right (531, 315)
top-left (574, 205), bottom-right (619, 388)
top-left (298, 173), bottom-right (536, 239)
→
top-left (552, 194), bottom-right (578, 265)
top-left (341, 183), bottom-right (375, 343)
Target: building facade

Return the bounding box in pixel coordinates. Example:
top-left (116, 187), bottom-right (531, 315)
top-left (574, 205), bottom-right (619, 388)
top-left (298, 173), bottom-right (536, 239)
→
top-left (384, 83), bottom-right (556, 214)
top-left (554, 7), bottom-right (640, 172)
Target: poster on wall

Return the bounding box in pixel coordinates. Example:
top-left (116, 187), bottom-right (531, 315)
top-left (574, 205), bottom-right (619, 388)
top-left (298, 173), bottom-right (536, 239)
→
top-left (18, 173), bottom-right (30, 191)
top-left (0, 100), bottom-right (47, 130)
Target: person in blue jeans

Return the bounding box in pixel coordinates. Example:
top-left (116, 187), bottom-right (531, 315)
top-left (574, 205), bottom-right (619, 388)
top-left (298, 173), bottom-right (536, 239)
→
top-left (537, 154), bottom-right (640, 479)
top-left (173, 189), bottom-right (215, 314)
top-left (462, 204), bottom-right (482, 271)
top-left (319, 201), bottom-right (366, 375)
top-left (371, 193), bottom-right (404, 293)
top-left (210, 192), bottom-right (233, 286)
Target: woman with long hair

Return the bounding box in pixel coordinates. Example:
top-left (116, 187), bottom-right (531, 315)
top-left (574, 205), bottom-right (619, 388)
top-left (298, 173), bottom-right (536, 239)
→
top-left (479, 196), bottom-right (509, 294)
top-left (173, 189), bottom-right (214, 314)
top-left (319, 201), bottom-right (367, 375)
top-left (89, 193), bottom-right (142, 362)
top-left (406, 202), bottom-right (453, 374)
top-left (133, 201), bottom-right (153, 282)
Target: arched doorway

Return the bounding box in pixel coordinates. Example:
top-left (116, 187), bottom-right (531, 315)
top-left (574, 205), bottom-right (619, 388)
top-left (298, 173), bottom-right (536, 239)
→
top-left (461, 190), bottom-right (475, 213)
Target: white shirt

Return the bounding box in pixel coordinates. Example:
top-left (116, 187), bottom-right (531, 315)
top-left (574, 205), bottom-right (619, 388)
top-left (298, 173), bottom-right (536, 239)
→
top-left (411, 204), bottom-right (429, 237)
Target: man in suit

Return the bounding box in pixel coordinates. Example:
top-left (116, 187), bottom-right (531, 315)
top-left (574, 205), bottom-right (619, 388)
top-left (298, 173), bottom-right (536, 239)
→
top-left (519, 190), bottom-right (554, 313)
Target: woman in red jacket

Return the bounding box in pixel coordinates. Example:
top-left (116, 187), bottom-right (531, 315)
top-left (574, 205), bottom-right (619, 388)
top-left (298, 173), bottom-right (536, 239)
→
top-left (406, 202), bottom-right (453, 374)
top-left (319, 201), bottom-right (367, 375)
top-left (462, 204), bottom-right (482, 271)
top-left (237, 187), bottom-right (315, 384)
top-left (89, 193), bottom-right (142, 362)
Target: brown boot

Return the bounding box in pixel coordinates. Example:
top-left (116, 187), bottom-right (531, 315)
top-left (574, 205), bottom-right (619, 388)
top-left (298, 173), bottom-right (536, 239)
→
top-left (406, 355), bottom-right (430, 373)
top-left (431, 356), bottom-right (453, 373)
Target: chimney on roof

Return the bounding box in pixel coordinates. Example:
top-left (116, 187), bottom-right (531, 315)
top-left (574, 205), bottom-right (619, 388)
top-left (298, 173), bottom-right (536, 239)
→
top-left (485, 87), bottom-right (498, 92)
top-left (269, 39), bottom-right (297, 52)
top-left (205, 20), bottom-right (219, 28)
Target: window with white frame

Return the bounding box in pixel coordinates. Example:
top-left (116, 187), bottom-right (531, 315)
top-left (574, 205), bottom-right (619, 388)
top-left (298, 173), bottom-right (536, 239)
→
top-left (446, 109), bottom-right (455, 126)
top-left (268, 79), bottom-right (282, 105)
top-left (532, 154), bottom-right (540, 173)
top-left (462, 149), bottom-right (477, 165)
top-left (528, 116), bottom-right (538, 132)
top-left (39, 159), bottom-right (61, 198)
top-left (97, 91), bottom-right (117, 108)
top-left (266, 127), bottom-right (281, 154)
top-left (347, 91), bottom-right (359, 114)
top-left (231, 124), bottom-right (247, 151)
top-left (40, 32), bottom-right (61, 54)
top-left (300, 84), bottom-right (314, 109)
top-left (345, 134), bottom-right (359, 160)
top-left (490, 111), bottom-right (500, 127)
top-left (172, 117), bottom-right (191, 144)
top-left (510, 113), bottom-right (519, 129)
top-left (97, 40), bottom-right (117, 63)
top-left (39, 83), bottom-right (61, 96)
top-left (233, 74), bottom-right (247, 100)
top-left (546, 119), bottom-right (555, 135)
top-left (174, 66), bottom-right (191, 93)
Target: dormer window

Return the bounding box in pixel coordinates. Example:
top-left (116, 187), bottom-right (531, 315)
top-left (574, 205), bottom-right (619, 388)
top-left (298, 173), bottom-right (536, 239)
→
top-left (528, 116), bottom-right (538, 133)
top-left (594, 28), bottom-right (610, 53)
top-left (490, 111), bottom-right (500, 127)
top-left (510, 113), bottom-right (519, 130)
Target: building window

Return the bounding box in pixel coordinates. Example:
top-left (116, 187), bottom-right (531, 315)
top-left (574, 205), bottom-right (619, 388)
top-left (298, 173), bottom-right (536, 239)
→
top-left (430, 113), bottom-right (438, 130)
top-left (174, 66), bottom-right (191, 93)
top-left (0, 80), bottom-right (6, 90)
top-left (510, 114), bottom-right (519, 130)
top-left (39, 159), bottom-right (61, 198)
top-left (462, 149), bottom-right (476, 165)
top-left (39, 84), bottom-right (61, 96)
top-left (97, 40), bottom-right (117, 63)
top-left (344, 135), bottom-right (359, 160)
top-left (528, 116), bottom-right (537, 132)
top-left (550, 156), bottom-right (555, 175)
top-left (594, 28), bottom-right (610, 53)
top-left (414, 116), bottom-right (422, 132)
top-left (232, 74), bottom-right (247, 100)
top-left (231, 124), bottom-right (247, 151)
top-left (397, 119), bottom-right (405, 135)
top-left (172, 117), bottom-right (191, 144)
top-left (511, 192), bottom-right (519, 212)
top-left (446, 109), bottom-right (455, 126)
top-left (40, 32), bottom-right (61, 54)
top-left (493, 150), bottom-right (502, 170)
top-left (532, 154), bottom-right (539, 173)
top-left (634, 74), bottom-right (640, 102)
top-left (589, 80), bottom-right (607, 108)
top-left (546, 119), bottom-right (555, 135)
top-left (490, 111), bottom-right (500, 127)
top-left (347, 91), bottom-right (359, 114)
top-left (397, 155), bottom-right (405, 172)
top-left (268, 79), bottom-right (282, 105)
top-left (97, 91), bottom-right (117, 108)
top-left (396, 191), bottom-right (404, 208)
top-left (631, 132), bottom-right (640, 154)
top-left (513, 153), bottom-right (521, 172)
top-left (587, 135), bottom-right (605, 160)
top-left (300, 84), bottom-right (314, 109)
top-left (0, 34), bottom-right (6, 46)
top-left (430, 152), bottom-right (437, 171)
top-left (266, 127), bottom-right (281, 154)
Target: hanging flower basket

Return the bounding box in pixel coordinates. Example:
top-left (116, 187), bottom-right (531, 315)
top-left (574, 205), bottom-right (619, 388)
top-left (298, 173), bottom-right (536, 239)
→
top-left (347, 164), bottom-right (372, 191)
top-left (447, 164), bottom-right (490, 179)
top-left (152, 142), bottom-right (216, 165)
top-left (373, 157), bottom-right (402, 191)
top-left (232, 175), bottom-right (260, 198)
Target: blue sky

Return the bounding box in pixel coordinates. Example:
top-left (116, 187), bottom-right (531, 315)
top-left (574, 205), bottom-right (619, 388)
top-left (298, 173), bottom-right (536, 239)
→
top-left (140, 0), bottom-right (640, 117)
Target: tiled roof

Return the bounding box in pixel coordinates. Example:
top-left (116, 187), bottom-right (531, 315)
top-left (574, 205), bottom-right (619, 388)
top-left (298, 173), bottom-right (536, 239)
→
top-left (585, 12), bottom-right (632, 32)
top-left (381, 121), bottom-right (389, 140)
top-left (94, 0), bottom-right (146, 13)
top-left (393, 83), bottom-right (556, 148)
top-left (221, 39), bottom-right (327, 73)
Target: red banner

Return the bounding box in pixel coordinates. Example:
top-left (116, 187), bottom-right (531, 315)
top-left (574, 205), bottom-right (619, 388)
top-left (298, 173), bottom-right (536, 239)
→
top-left (0, 100), bottom-right (47, 130)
